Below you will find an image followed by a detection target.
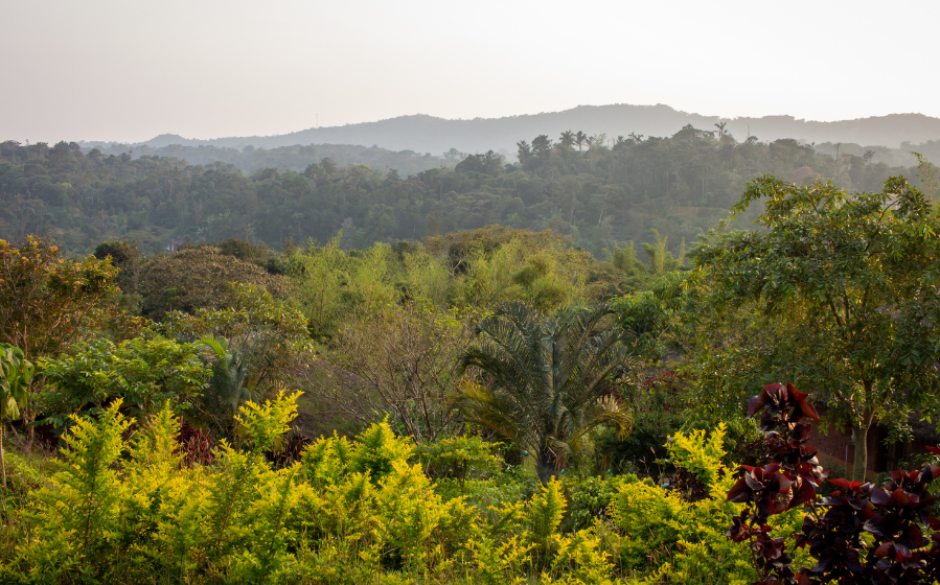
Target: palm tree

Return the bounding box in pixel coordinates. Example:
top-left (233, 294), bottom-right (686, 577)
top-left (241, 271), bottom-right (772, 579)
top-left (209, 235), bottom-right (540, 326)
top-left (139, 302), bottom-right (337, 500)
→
top-left (455, 302), bottom-right (633, 482)
top-left (714, 121), bottom-right (727, 138)
top-left (532, 135), bottom-right (553, 158)
top-left (628, 132), bottom-right (644, 144)
top-left (640, 228), bottom-right (669, 275)
top-left (559, 130), bottom-right (575, 149)
top-left (516, 140), bottom-right (531, 166)
top-left (863, 150), bottom-right (876, 167)
top-left (574, 131), bottom-right (587, 151)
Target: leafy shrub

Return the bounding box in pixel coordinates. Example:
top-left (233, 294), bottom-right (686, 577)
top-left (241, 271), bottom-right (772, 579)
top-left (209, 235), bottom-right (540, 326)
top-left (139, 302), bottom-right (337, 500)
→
top-left (417, 435), bottom-right (502, 484)
top-left (0, 343), bottom-right (33, 488)
top-left (595, 408), bottom-right (683, 477)
top-left (38, 334), bottom-right (208, 427)
top-left (3, 388), bottom-right (666, 584)
top-left (561, 475), bottom-right (620, 532)
top-left (665, 422), bottom-right (727, 487)
top-left (349, 418), bottom-right (416, 479)
top-left (609, 421), bottom-right (809, 584)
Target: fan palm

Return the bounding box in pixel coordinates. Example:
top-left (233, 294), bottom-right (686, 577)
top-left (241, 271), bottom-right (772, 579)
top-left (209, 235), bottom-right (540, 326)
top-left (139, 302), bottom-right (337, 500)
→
top-left (455, 302), bottom-right (632, 482)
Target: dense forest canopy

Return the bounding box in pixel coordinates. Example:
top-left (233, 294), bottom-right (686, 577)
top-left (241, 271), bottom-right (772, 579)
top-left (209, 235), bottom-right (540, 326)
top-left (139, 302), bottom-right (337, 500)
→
top-left (80, 141), bottom-right (459, 176)
top-left (0, 126), bottom-right (932, 258)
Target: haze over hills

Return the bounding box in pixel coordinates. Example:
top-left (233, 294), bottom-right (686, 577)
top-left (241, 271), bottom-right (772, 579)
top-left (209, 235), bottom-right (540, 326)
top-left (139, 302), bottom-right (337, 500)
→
top-left (81, 104), bottom-right (940, 157)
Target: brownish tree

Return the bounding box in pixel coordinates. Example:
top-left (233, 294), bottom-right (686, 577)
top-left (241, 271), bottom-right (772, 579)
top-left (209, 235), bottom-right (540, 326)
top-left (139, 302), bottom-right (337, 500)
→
top-left (137, 245), bottom-right (289, 320)
top-left (0, 236), bottom-right (118, 362)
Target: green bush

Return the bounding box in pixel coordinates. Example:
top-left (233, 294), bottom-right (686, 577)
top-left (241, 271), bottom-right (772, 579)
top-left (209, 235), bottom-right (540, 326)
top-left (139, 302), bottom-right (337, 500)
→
top-left (37, 334), bottom-right (208, 427)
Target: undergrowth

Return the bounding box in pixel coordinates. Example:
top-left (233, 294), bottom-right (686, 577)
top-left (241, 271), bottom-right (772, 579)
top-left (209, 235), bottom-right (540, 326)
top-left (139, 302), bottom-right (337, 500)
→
top-left (0, 392), bottom-right (785, 584)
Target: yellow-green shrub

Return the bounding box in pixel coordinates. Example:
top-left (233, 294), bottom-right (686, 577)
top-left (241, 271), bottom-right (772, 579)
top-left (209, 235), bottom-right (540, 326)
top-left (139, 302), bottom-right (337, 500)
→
top-left (608, 424), bottom-right (810, 585)
top-left (2, 388), bottom-right (806, 585)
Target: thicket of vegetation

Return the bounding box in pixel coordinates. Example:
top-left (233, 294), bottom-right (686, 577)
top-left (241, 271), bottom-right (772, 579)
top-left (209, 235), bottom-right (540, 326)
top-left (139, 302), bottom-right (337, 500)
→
top-left (3, 127), bottom-right (931, 259)
top-left (3, 142), bottom-right (940, 583)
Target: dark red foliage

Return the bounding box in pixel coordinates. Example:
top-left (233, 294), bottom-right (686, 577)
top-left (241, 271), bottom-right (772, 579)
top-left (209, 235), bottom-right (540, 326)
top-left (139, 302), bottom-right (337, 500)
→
top-left (667, 467), bottom-right (711, 503)
top-left (797, 449), bottom-right (940, 584)
top-left (727, 382), bottom-right (940, 585)
top-left (177, 422), bottom-right (216, 467)
top-left (726, 383), bottom-right (826, 585)
top-left (271, 433), bottom-right (312, 467)
top-left (795, 480), bottom-right (875, 584)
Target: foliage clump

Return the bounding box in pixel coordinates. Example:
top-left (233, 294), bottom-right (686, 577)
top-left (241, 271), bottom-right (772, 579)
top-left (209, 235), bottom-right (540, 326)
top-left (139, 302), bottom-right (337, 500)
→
top-left (138, 246), bottom-right (289, 319)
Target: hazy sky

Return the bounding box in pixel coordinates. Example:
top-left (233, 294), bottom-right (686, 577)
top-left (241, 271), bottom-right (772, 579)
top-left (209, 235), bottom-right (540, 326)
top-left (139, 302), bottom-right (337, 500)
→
top-left (3, 0), bottom-right (938, 144)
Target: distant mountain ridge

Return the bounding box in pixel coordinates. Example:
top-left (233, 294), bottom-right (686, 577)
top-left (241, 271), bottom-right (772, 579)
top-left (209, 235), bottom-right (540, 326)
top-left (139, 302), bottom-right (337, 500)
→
top-left (83, 104), bottom-right (940, 156)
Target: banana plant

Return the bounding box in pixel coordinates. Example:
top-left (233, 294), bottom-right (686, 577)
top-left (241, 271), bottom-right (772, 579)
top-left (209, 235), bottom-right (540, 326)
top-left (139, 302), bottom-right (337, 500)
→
top-left (198, 336), bottom-right (259, 437)
top-left (0, 344), bottom-right (33, 488)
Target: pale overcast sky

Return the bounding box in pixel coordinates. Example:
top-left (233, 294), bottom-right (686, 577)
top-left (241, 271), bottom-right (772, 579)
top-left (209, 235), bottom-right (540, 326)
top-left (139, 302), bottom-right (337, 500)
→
top-left (2, 0), bottom-right (937, 144)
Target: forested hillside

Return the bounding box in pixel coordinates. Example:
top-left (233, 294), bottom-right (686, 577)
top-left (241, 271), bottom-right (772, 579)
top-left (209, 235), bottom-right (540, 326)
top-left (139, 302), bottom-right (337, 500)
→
top-left (0, 128), bottom-right (926, 257)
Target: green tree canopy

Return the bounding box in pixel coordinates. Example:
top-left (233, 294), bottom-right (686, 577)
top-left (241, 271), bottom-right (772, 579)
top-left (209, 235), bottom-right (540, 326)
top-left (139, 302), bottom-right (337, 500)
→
top-left (694, 175), bottom-right (940, 480)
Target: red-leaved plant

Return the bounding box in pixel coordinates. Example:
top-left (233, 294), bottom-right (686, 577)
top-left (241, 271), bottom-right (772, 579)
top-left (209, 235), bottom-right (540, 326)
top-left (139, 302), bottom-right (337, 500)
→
top-left (727, 382), bottom-right (940, 585)
top-left (726, 382), bottom-right (826, 584)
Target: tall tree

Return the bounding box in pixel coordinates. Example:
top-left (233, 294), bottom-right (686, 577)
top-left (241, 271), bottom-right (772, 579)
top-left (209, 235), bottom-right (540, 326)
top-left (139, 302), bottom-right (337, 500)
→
top-left (695, 176), bottom-right (940, 481)
top-left (532, 135), bottom-right (553, 159)
top-left (516, 140), bottom-right (531, 166)
top-left (574, 131), bottom-right (587, 151)
top-left (559, 130), bottom-right (575, 149)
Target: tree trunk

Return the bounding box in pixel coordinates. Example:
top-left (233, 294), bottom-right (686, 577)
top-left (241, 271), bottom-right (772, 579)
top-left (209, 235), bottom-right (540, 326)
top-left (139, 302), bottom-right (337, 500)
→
top-left (851, 415), bottom-right (874, 483)
top-left (536, 444), bottom-right (556, 484)
top-left (1, 423), bottom-right (6, 489)
top-left (503, 444), bottom-right (524, 467)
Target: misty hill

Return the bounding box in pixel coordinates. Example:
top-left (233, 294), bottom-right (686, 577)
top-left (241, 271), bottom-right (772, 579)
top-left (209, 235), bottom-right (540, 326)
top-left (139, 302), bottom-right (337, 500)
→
top-left (95, 104), bottom-right (940, 156)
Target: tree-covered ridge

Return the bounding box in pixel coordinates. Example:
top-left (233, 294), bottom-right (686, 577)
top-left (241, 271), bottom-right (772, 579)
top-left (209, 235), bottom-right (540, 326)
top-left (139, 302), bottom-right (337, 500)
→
top-left (0, 129), bottom-right (925, 258)
top-left (80, 141), bottom-right (459, 176)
